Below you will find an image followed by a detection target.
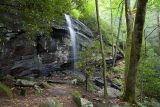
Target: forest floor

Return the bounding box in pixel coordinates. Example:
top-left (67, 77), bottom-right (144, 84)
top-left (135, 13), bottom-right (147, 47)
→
top-left (0, 60), bottom-right (129, 107)
top-left (0, 83), bottom-right (128, 107)
top-left (0, 74), bottom-right (128, 107)
top-left (0, 83), bottom-right (78, 107)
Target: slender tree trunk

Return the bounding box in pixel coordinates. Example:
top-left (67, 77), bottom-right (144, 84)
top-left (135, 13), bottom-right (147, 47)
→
top-left (95, 0), bottom-right (107, 98)
top-left (124, 0), bottom-right (138, 87)
top-left (157, 11), bottom-right (160, 54)
top-left (113, 2), bottom-right (124, 67)
top-left (133, 0), bottom-right (137, 9)
top-left (144, 29), bottom-right (147, 55)
top-left (110, 0), bottom-right (114, 66)
top-left (122, 32), bottom-right (124, 51)
top-left (124, 0), bottom-right (148, 103)
top-left (123, 0), bottom-right (133, 98)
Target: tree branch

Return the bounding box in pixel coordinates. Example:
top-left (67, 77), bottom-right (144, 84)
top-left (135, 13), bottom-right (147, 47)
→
top-left (145, 26), bottom-right (160, 39)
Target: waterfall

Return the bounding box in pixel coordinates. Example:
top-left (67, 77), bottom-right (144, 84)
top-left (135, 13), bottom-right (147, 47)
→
top-left (65, 14), bottom-right (77, 71)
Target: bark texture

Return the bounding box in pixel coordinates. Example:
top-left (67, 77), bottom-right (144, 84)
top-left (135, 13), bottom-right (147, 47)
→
top-left (113, 2), bottom-right (124, 67)
top-left (110, 0), bottom-right (114, 65)
top-left (124, 0), bottom-right (133, 87)
top-left (124, 0), bottom-right (148, 103)
top-left (95, 0), bottom-right (107, 98)
top-left (157, 11), bottom-right (160, 55)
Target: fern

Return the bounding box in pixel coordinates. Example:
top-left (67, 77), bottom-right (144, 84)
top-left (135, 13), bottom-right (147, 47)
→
top-left (0, 82), bottom-right (12, 97)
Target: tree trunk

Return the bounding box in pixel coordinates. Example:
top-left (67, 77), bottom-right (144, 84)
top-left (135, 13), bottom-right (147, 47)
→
top-left (110, 0), bottom-right (114, 66)
top-left (124, 0), bottom-right (138, 87)
top-left (95, 0), bottom-right (107, 98)
top-left (144, 29), bottom-right (147, 55)
top-left (122, 32), bottom-right (124, 51)
top-left (124, 0), bottom-right (148, 103)
top-left (113, 2), bottom-right (124, 67)
top-left (124, 0), bottom-right (133, 90)
top-left (157, 11), bottom-right (160, 55)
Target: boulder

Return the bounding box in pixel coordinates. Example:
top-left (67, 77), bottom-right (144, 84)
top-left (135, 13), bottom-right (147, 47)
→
top-left (39, 97), bottom-right (62, 107)
top-left (80, 98), bottom-right (93, 107)
top-left (72, 91), bottom-right (93, 107)
top-left (9, 55), bottom-right (42, 77)
top-left (107, 87), bottom-right (122, 98)
top-left (74, 97), bottom-right (93, 107)
top-left (93, 77), bottom-right (121, 91)
top-left (16, 79), bottom-right (36, 86)
top-left (39, 82), bottom-right (53, 89)
top-left (97, 87), bottom-right (122, 98)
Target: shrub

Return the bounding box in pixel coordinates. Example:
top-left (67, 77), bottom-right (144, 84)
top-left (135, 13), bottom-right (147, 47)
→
top-left (138, 46), bottom-right (160, 100)
top-left (0, 82), bottom-right (12, 97)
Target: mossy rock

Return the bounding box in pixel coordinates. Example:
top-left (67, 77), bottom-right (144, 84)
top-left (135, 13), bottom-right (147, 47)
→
top-left (112, 78), bottom-right (122, 87)
top-left (72, 91), bottom-right (93, 107)
top-left (71, 76), bottom-right (85, 84)
top-left (17, 76), bottom-right (35, 81)
top-left (40, 82), bottom-right (53, 89)
top-left (73, 97), bottom-right (93, 107)
top-left (39, 97), bottom-right (62, 107)
top-left (80, 98), bottom-right (93, 107)
top-left (72, 91), bottom-right (82, 107)
top-left (71, 91), bottom-right (82, 98)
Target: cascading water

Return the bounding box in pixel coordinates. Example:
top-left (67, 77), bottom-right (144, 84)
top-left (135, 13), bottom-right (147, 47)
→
top-left (65, 14), bottom-right (77, 71)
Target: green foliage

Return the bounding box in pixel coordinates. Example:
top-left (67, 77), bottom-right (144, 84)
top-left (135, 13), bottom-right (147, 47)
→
top-left (0, 82), bottom-right (12, 97)
top-left (76, 39), bottom-right (113, 91)
top-left (20, 0), bottom-right (78, 37)
top-left (0, 0), bottom-right (80, 39)
top-left (137, 98), bottom-right (160, 107)
top-left (0, 70), bottom-right (14, 97)
top-left (76, 40), bottom-right (102, 91)
top-left (148, 0), bottom-right (160, 9)
top-left (113, 63), bottom-right (125, 73)
top-left (71, 76), bottom-right (84, 84)
top-left (78, 0), bottom-right (97, 33)
top-left (138, 46), bottom-right (160, 100)
top-left (113, 78), bottom-right (123, 87)
top-left (71, 90), bottom-right (82, 98)
top-left (76, 40), bottom-right (102, 72)
top-left (100, 18), bottom-right (116, 44)
top-left (70, 9), bottom-right (80, 19)
top-left (0, 0), bottom-right (118, 45)
top-left (77, 0), bottom-right (117, 44)
top-left (86, 76), bottom-right (95, 92)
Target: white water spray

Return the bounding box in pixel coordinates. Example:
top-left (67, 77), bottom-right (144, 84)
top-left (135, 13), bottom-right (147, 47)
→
top-left (65, 14), bottom-right (77, 71)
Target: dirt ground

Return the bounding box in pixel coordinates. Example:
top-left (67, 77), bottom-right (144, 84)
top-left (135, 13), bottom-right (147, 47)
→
top-left (0, 73), bottom-right (127, 107)
top-left (0, 83), bottom-right (128, 107)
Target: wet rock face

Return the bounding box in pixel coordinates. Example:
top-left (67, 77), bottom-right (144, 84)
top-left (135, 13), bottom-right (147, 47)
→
top-left (0, 34), bottom-right (70, 77)
top-left (0, 19), bottom-right (93, 78)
